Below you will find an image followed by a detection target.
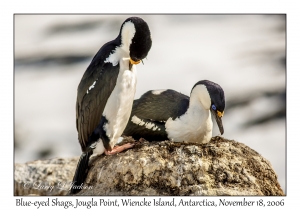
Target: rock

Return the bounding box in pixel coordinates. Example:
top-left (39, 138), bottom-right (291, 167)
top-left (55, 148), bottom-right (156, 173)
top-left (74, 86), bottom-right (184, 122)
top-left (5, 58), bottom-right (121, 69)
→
top-left (14, 136), bottom-right (284, 196)
top-left (14, 157), bottom-right (78, 196)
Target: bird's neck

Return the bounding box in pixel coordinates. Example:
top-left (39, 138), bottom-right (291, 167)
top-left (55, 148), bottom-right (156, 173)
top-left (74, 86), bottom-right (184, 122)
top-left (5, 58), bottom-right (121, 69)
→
top-left (185, 97), bottom-right (211, 128)
top-left (120, 21), bottom-right (136, 53)
top-left (165, 96), bottom-right (212, 143)
top-left (189, 84), bottom-right (211, 110)
top-left (105, 21), bottom-right (136, 66)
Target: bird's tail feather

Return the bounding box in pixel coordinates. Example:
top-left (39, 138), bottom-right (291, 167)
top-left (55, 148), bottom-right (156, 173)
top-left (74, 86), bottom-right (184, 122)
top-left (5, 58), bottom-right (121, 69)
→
top-left (69, 150), bottom-right (93, 195)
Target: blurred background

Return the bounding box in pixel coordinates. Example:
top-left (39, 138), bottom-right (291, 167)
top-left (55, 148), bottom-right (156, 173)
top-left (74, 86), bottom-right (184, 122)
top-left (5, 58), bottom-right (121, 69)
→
top-left (14, 15), bottom-right (286, 192)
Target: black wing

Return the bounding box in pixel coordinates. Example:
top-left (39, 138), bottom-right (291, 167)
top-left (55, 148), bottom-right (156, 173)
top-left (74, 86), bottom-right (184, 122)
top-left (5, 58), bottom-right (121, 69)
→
top-left (123, 89), bottom-right (189, 141)
top-left (76, 40), bottom-right (120, 151)
top-left (132, 89), bottom-right (189, 120)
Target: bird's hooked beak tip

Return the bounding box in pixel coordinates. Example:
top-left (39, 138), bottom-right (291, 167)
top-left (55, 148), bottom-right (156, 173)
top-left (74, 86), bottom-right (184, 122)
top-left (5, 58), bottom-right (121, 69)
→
top-left (220, 127), bottom-right (224, 135)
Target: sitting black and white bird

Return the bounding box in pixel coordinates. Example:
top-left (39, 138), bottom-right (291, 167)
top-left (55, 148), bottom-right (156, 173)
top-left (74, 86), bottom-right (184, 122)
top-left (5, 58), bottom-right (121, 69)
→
top-left (123, 80), bottom-right (225, 143)
top-left (71, 17), bottom-right (152, 194)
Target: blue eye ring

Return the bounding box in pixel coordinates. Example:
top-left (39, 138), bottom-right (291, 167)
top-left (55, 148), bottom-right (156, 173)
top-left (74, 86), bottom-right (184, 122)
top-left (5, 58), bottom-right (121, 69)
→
top-left (212, 104), bottom-right (216, 111)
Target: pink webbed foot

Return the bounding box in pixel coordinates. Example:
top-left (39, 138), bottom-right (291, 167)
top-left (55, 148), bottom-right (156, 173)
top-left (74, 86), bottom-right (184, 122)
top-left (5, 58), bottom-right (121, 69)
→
top-left (104, 143), bottom-right (135, 155)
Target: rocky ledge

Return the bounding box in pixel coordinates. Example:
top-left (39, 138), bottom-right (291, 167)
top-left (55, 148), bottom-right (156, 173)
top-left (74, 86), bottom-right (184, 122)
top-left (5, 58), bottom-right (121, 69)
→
top-left (14, 136), bottom-right (284, 196)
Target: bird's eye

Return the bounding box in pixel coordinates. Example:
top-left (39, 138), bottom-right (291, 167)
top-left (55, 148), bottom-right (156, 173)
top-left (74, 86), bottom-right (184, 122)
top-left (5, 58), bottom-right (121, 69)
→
top-left (212, 104), bottom-right (216, 111)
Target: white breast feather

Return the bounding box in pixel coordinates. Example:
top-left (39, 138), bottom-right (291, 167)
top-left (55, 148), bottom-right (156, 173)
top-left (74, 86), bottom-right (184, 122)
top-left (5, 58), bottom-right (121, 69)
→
top-left (103, 60), bottom-right (137, 148)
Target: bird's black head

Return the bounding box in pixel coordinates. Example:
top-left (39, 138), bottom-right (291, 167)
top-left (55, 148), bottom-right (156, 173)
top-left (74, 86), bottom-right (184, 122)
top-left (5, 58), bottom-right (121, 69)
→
top-left (192, 80), bottom-right (225, 134)
top-left (119, 17), bottom-right (152, 65)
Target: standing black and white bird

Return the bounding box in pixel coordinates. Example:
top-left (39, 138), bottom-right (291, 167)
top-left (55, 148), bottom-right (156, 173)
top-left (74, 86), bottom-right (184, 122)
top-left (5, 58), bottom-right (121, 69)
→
top-left (123, 80), bottom-right (225, 143)
top-left (71, 17), bottom-right (152, 194)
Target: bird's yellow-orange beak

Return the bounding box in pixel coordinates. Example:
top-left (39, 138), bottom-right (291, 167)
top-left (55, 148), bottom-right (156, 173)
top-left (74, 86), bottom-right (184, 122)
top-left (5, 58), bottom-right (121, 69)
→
top-left (217, 110), bottom-right (224, 118)
top-left (130, 58), bottom-right (141, 65)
